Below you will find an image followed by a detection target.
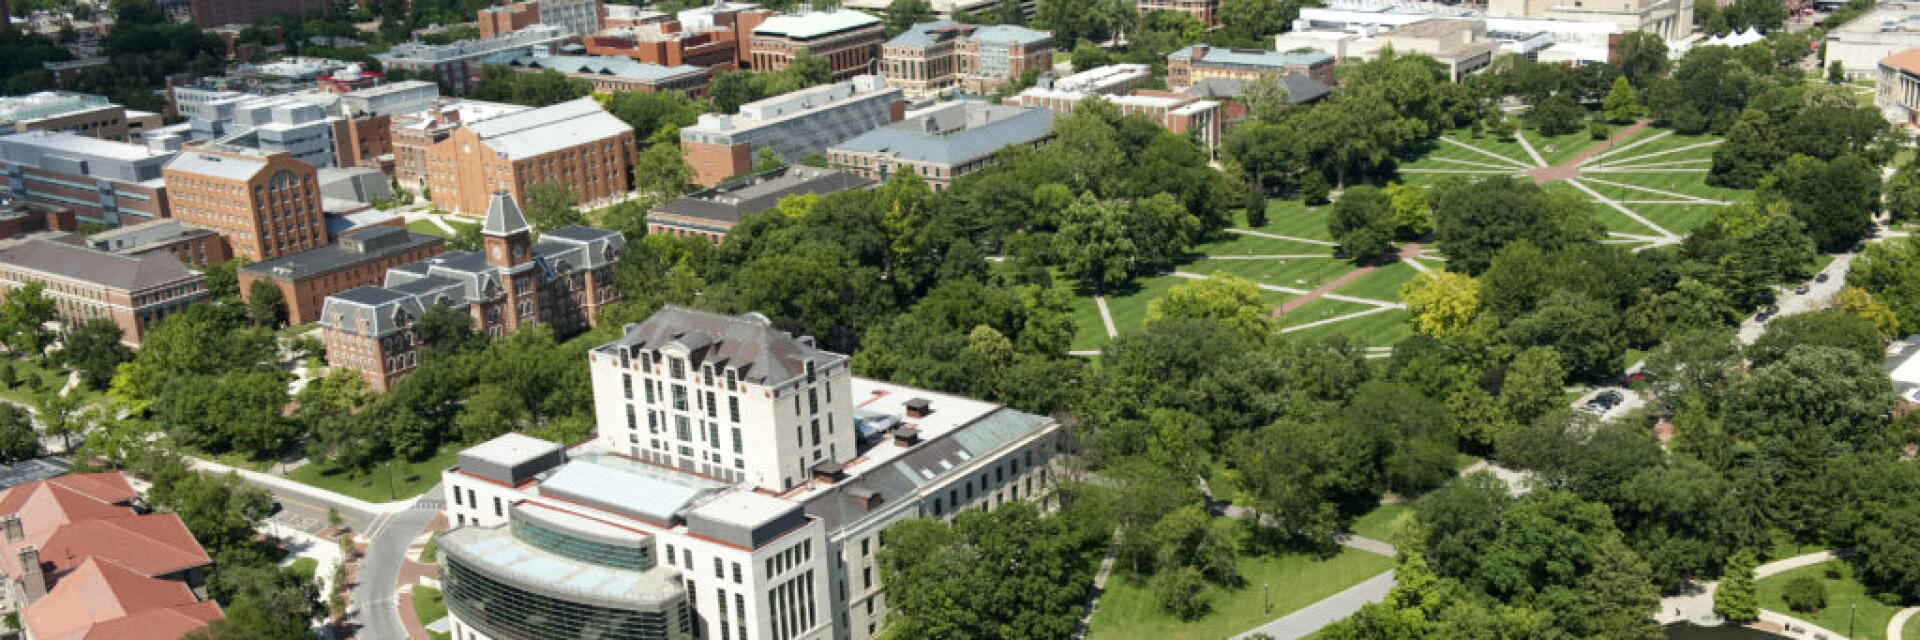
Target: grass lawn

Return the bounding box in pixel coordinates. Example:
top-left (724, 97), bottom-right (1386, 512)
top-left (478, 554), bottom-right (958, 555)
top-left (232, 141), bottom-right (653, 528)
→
top-left (1908, 613), bottom-right (1919, 640)
top-left (1517, 126), bottom-right (1604, 167)
top-left (1237, 200), bottom-right (1335, 242)
top-left (1187, 257), bottom-right (1358, 291)
top-left (413, 585), bottom-right (451, 640)
top-left (1585, 132), bottom-right (1722, 166)
top-left (1275, 298), bottom-right (1376, 329)
top-left (288, 445), bottom-right (460, 503)
top-left (405, 219), bottom-right (449, 238)
top-left (1086, 548), bottom-right (1396, 640)
top-left (1348, 504), bottom-right (1410, 541)
top-left (1067, 291), bottom-right (1109, 352)
top-left (1096, 276), bottom-right (1188, 338)
top-left (420, 533), bottom-right (439, 564)
top-left (1190, 232), bottom-right (1333, 257)
top-left (1757, 564), bottom-right (1904, 640)
top-left (1622, 203), bottom-right (1722, 236)
top-left (1286, 308), bottom-right (1410, 346)
top-left (1333, 262), bottom-right (1418, 303)
top-left (0, 357), bottom-right (89, 408)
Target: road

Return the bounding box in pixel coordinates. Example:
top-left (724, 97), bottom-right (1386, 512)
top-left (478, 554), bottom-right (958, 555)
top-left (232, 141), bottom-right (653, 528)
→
top-left (1735, 253), bottom-right (1855, 344)
top-left (1232, 571), bottom-right (1397, 640)
top-left (353, 485), bottom-right (442, 640)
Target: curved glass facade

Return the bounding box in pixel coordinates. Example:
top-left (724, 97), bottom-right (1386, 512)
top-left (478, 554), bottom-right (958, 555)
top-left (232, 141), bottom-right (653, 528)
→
top-left (512, 515), bottom-right (653, 569)
top-left (443, 552), bottom-right (690, 640)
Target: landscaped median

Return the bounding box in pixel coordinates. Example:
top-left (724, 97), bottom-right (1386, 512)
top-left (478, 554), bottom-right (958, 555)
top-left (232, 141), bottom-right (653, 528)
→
top-left (1756, 562), bottom-right (1906, 640)
top-left (1085, 547), bottom-right (1395, 639)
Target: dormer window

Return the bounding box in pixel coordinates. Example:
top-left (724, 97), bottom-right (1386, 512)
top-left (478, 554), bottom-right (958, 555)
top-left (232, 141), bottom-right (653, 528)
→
top-left (669, 357), bottom-right (685, 380)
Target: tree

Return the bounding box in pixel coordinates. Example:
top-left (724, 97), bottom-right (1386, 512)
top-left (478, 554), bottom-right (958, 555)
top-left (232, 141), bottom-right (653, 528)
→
top-left (1721, 344), bottom-right (1894, 442)
top-left (1503, 290), bottom-right (1625, 381)
top-left (1580, 536), bottom-right (1663, 640)
top-left (1782, 575), bottom-right (1827, 612)
top-left (521, 181), bottom-right (585, 231)
top-left (144, 456), bottom-right (275, 556)
top-left (245, 280), bottom-right (285, 328)
top-left (1885, 167), bottom-right (1920, 222)
top-left (1714, 548), bottom-right (1760, 621)
top-left (1534, 92), bottom-right (1586, 136)
top-left (1615, 32), bottom-right (1670, 88)
top-left (1499, 347), bottom-right (1566, 431)
top-left (1828, 60), bottom-right (1846, 84)
top-left (1329, 185), bottom-right (1395, 263)
top-left (1244, 177), bottom-right (1268, 228)
top-left (0, 404), bottom-right (40, 464)
top-left (1399, 270), bottom-right (1480, 339)
top-left (1053, 192), bottom-right (1136, 290)
top-left (454, 383), bottom-right (528, 443)
top-left (1748, 310), bottom-right (1881, 367)
top-left (0, 281), bottom-right (55, 358)
top-left (1603, 76), bottom-right (1645, 123)
top-left (1152, 565), bottom-right (1210, 619)
top-left (878, 501), bottom-right (1101, 640)
top-left (1709, 110), bottom-right (1785, 189)
top-left (884, 0), bottom-right (934, 36)
top-left (1833, 286), bottom-right (1900, 337)
top-left (58, 318), bottom-right (130, 391)
top-left (633, 142), bottom-right (694, 199)
top-left (1383, 182), bottom-right (1432, 239)
top-left (1147, 272), bottom-right (1270, 341)
top-left (1430, 176), bottom-right (1599, 274)
top-left (1070, 41), bottom-right (1113, 73)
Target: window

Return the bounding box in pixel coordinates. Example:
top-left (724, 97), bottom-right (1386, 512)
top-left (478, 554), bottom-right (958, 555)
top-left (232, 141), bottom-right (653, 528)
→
top-left (452, 486), bottom-right (463, 506)
top-left (732, 562), bottom-right (743, 584)
top-left (810, 420), bottom-right (820, 446)
top-left (646, 379), bottom-right (657, 403)
top-left (715, 557), bottom-right (725, 578)
top-left (729, 397), bottom-right (740, 422)
top-left (493, 496), bottom-right (502, 517)
top-left (932, 498), bottom-right (942, 516)
top-left (808, 388), bottom-right (818, 414)
top-left (673, 385), bottom-right (688, 410)
top-left (732, 427), bottom-right (743, 454)
top-left (707, 391), bottom-right (718, 418)
top-left (626, 405), bottom-right (637, 430)
top-left (685, 549), bottom-right (693, 568)
top-left (622, 373), bottom-right (632, 399)
top-left (677, 416), bottom-right (691, 441)
top-left (862, 566), bottom-right (871, 589)
top-left (666, 544), bottom-right (676, 565)
top-left (669, 357), bottom-right (685, 379)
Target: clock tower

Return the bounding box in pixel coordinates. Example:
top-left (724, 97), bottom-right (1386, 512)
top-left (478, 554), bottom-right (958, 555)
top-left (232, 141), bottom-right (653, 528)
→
top-left (480, 191), bottom-right (534, 269)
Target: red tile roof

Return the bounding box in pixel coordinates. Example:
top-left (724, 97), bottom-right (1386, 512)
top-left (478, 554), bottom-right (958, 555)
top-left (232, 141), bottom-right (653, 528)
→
top-left (23, 558), bottom-right (221, 640)
top-left (1884, 48), bottom-right (1920, 76)
top-left (36, 513), bottom-right (212, 579)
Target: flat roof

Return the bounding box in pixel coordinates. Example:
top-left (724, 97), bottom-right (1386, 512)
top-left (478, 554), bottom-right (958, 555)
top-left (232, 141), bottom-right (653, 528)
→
top-left (687, 491), bottom-right (798, 530)
top-left (459, 433), bottom-right (565, 469)
top-left (753, 9), bottom-right (880, 40)
top-left (784, 377), bottom-right (1006, 503)
top-left (0, 131), bottom-right (168, 163)
top-left (164, 150), bottom-right (266, 181)
top-left (540, 459), bottom-right (716, 525)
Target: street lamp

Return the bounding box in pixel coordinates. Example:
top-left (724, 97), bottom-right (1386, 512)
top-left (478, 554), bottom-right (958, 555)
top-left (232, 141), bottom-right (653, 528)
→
top-left (1849, 603), bottom-right (1856, 639)
top-left (1263, 583), bottom-right (1270, 615)
top-left (386, 460), bottom-right (397, 501)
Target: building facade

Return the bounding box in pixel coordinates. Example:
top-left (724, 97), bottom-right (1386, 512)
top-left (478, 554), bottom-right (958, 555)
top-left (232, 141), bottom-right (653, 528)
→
top-left (376, 25), bottom-right (572, 95)
top-left (163, 145), bottom-right (330, 261)
top-left (1166, 44), bottom-right (1337, 89)
top-left (433, 305), bottom-right (1062, 640)
top-left (647, 166), bottom-right (871, 242)
top-left (1137, 0), bottom-right (1219, 29)
top-left (1486, 0), bottom-right (1689, 40)
top-left (881, 21), bottom-right (1053, 94)
top-left (0, 131), bottom-right (174, 226)
top-left (0, 234), bottom-right (207, 345)
top-left (317, 194), bottom-right (622, 390)
top-left (478, 1), bottom-right (542, 38)
top-left (0, 92), bottom-right (158, 143)
top-left (1008, 80), bottom-right (1223, 149)
top-left (679, 76), bottom-right (904, 186)
top-left (827, 103), bottom-right (1053, 190)
top-left (390, 100), bottom-right (531, 188)
top-left (423, 97), bottom-right (637, 216)
top-left (237, 226), bottom-right (447, 326)
top-left (85, 218), bottom-right (232, 267)
top-left (749, 10), bottom-right (886, 80)
top-left (1881, 48), bottom-right (1920, 125)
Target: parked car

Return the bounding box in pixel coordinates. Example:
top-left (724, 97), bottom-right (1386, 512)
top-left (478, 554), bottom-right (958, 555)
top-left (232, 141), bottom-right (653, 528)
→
top-left (1795, 284), bottom-right (1810, 295)
top-left (1816, 273), bottom-right (1829, 283)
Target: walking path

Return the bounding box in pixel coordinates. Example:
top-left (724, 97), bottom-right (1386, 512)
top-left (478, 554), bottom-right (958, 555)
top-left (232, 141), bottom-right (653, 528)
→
top-left (1231, 571), bottom-right (1397, 640)
top-left (1093, 295), bottom-right (1118, 339)
top-left (1563, 179), bottom-right (1680, 242)
top-left (1514, 130), bottom-right (1548, 167)
top-left (1576, 176), bottom-right (1730, 204)
top-left (1281, 306), bottom-right (1397, 332)
top-left (1890, 606), bottom-right (1918, 640)
top-left (1656, 551), bottom-right (1839, 628)
top-left (1439, 136), bottom-right (1534, 168)
top-left (1070, 530), bottom-right (1123, 640)
top-left (1582, 129), bottom-right (1671, 165)
top-left (1588, 139), bottom-right (1724, 167)
top-left (1205, 254), bottom-right (1341, 260)
top-left (1526, 120), bottom-right (1652, 184)
top-left (1274, 265), bottom-right (1377, 315)
top-left (1224, 227), bottom-right (1340, 247)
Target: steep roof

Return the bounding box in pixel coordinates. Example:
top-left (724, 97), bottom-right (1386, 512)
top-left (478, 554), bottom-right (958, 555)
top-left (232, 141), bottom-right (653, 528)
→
top-left (483, 192), bottom-right (532, 236)
top-left (604, 306), bottom-right (849, 386)
top-left (0, 237), bottom-right (202, 293)
top-left (0, 473), bottom-right (136, 546)
top-left (35, 514), bottom-right (212, 579)
top-left (1185, 72), bottom-right (1331, 105)
top-left (23, 558), bottom-right (220, 640)
top-left (650, 166), bottom-right (872, 226)
top-left (1885, 47), bottom-right (1920, 75)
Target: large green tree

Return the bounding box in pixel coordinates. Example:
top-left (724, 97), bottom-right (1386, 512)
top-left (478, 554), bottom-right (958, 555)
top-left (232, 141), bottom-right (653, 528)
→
top-left (57, 318), bottom-right (131, 391)
top-left (1328, 186), bottom-right (1396, 264)
top-left (1430, 177), bottom-right (1600, 274)
top-left (878, 501), bottom-right (1104, 640)
top-left (521, 181), bottom-right (586, 231)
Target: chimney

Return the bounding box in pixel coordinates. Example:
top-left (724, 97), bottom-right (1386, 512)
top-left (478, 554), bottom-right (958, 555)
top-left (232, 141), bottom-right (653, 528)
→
top-left (904, 398), bottom-right (931, 419)
top-left (1189, 44), bottom-right (1209, 59)
top-left (18, 546), bottom-right (44, 603)
top-left (1, 515), bottom-right (21, 542)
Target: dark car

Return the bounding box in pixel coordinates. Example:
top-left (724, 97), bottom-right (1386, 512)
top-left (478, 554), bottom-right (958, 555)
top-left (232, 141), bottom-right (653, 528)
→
top-left (1816, 273), bottom-right (1830, 283)
top-left (1794, 284), bottom-right (1810, 295)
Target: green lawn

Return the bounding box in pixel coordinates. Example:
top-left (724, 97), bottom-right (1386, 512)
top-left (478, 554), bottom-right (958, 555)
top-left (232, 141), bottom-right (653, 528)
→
top-left (1190, 232), bottom-right (1333, 257)
top-left (1275, 298), bottom-right (1376, 329)
top-left (1067, 291), bottom-right (1109, 352)
top-left (1333, 262), bottom-right (1418, 303)
top-left (1908, 612), bottom-right (1919, 640)
top-left (1286, 308), bottom-right (1411, 346)
top-left (1086, 548), bottom-right (1396, 640)
top-left (1757, 564), bottom-right (1904, 640)
top-left (287, 444), bottom-right (460, 503)
top-left (0, 357), bottom-right (90, 408)
top-left (413, 585), bottom-right (451, 640)
top-left (1349, 503), bottom-right (1410, 541)
top-left (1187, 258), bottom-right (1358, 291)
top-left (405, 219), bottom-right (449, 238)
top-left (1237, 200), bottom-right (1335, 242)
top-left (1584, 132), bottom-right (1722, 166)
top-left (420, 533), bottom-right (439, 565)
top-left (1097, 275), bottom-right (1189, 338)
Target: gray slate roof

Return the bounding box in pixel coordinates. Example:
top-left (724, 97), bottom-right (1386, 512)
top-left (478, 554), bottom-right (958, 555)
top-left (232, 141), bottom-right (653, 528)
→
top-left (317, 285), bottom-right (427, 336)
top-left (602, 306), bottom-right (849, 386)
top-left (888, 21), bottom-right (1049, 48)
top-left (1169, 44), bottom-right (1334, 68)
top-left (0, 236), bottom-right (201, 292)
top-left (828, 103), bottom-right (1052, 166)
top-left (239, 226), bottom-right (444, 282)
top-left (1185, 72), bottom-right (1331, 105)
top-left (650, 166), bottom-right (872, 227)
top-left (802, 407), bottom-right (1050, 532)
top-left (482, 192), bottom-right (532, 236)
top-left (480, 52), bottom-right (706, 82)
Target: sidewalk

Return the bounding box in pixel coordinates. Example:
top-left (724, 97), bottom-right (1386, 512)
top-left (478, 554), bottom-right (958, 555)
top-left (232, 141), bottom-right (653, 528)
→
top-left (185, 455), bottom-right (408, 515)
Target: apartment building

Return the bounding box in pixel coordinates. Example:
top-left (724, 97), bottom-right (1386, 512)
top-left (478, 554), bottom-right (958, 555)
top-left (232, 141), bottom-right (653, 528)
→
top-left (317, 193), bottom-right (622, 390)
top-left (1166, 44), bottom-right (1337, 89)
top-left (0, 233), bottom-right (207, 345)
top-left (648, 166), bottom-right (872, 242)
top-left (433, 305), bottom-right (1061, 640)
top-left (0, 473), bottom-right (221, 640)
top-left (680, 76), bottom-right (904, 185)
top-left (422, 97), bottom-right (637, 216)
top-left (237, 226), bottom-right (447, 326)
top-left (390, 100), bottom-right (529, 188)
top-left (828, 103), bottom-right (1053, 190)
top-left (481, 51), bottom-right (711, 95)
top-left (376, 25), bottom-right (572, 95)
top-left (0, 92), bottom-right (160, 142)
top-left (0, 131), bottom-right (174, 226)
top-left (881, 21), bottom-right (1053, 93)
top-left (163, 145), bottom-right (329, 261)
top-left (1138, 0), bottom-right (1220, 29)
top-left (750, 10), bottom-right (886, 80)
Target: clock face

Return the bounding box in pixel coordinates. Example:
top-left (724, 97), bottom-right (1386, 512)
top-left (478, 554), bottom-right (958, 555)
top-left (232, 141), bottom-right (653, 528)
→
top-left (491, 246), bottom-right (503, 259)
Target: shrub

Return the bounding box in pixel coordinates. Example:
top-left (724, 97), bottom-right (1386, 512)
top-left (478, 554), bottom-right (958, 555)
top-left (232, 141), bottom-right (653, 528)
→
top-left (1590, 122), bottom-right (1611, 140)
top-left (1822, 560), bottom-right (1844, 580)
top-left (1782, 575), bottom-right (1827, 612)
top-left (1152, 566), bottom-right (1210, 620)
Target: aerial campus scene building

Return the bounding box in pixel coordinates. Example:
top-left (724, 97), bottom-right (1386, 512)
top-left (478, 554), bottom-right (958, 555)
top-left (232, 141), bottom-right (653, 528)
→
top-left (3, 0), bottom-right (1920, 637)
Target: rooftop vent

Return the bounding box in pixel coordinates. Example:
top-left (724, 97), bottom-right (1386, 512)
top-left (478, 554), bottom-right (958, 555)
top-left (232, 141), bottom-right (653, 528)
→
top-left (904, 398), bottom-right (931, 419)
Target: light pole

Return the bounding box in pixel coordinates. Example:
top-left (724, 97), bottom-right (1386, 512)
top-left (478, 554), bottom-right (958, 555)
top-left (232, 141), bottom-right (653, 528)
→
top-left (1263, 583), bottom-right (1270, 615)
top-left (1849, 603), bottom-right (1856, 639)
top-left (386, 460), bottom-right (397, 501)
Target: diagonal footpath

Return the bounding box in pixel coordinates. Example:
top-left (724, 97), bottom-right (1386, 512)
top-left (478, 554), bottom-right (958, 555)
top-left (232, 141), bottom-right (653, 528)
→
top-left (1577, 176), bottom-right (1730, 204)
top-left (1581, 129), bottom-right (1671, 165)
top-left (1225, 227), bottom-right (1340, 247)
top-left (1512, 130), bottom-right (1549, 167)
top-left (1437, 136), bottom-right (1534, 168)
top-left (1591, 139), bottom-right (1723, 167)
top-left (1564, 179), bottom-right (1678, 241)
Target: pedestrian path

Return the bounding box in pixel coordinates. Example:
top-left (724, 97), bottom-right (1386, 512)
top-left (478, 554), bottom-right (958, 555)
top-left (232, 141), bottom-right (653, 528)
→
top-left (1438, 136), bottom-right (1535, 169)
top-left (1513, 130), bottom-right (1548, 167)
top-left (1889, 606), bottom-right (1918, 640)
top-left (1093, 295), bottom-right (1118, 339)
top-left (1230, 571), bottom-right (1396, 640)
top-left (1563, 179), bottom-right (1680, 242)
top-left (1224, 227), bottom-right (1340, 247)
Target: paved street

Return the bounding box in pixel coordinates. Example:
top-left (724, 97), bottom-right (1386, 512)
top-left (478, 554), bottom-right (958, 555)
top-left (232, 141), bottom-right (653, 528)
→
top-left (1736, 253), bottom-right (1854, 344)
top-left (353, 485), bottom-right (442, 640)
top-left (1232, 571), bottom-right (1397, 640)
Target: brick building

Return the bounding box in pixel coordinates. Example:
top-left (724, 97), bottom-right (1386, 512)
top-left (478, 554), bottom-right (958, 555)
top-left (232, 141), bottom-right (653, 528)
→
top-left (0, 131), bottom-right (174, 226)
top-left (375, 25), bottom-right (572, 95)
top-left (647, 165), bottom-right (870, 241)
top-left (679, 75), bottom-right (904, 185)
top-left (423, 97), bottom-right (637, 216)
top-left (85, 219), bottom-right (231, 267)
top-left (0, 202), bottom-right (76, 240)
top-left (750, 9), bottom-right (885, 80)
top-left (1007, 65), bottom-right (1223, 149)
top-left (237, 226), bottom-right (446, 325)
top-left (1138, 0), bottom-right (1220, 29)
top-left (1165, 44), bottom-right (1337, 89)
top-left (479, 52), bottom-right (710, 95)
top-left (478, 1), bottom-right (541, 38)
top-left (389, 100), bottom-right (530, 189)
top-left (0, 92), bottom-right (160, 143)
top-left (882, 21), bottom-right (1053, 94)
top-left (317, 194), bottom-right (623, 390)
top-left (585, 2), bottom-right (771, 71)
top-left (163, 145), bottom-right (330, 261)
top-left (828, 102), bottom-right (1053, 190)
top-left (0, 234), bottom-right (207, 345)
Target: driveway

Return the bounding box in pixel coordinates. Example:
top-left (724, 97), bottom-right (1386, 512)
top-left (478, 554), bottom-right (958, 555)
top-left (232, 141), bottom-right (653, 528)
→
top-left (1570, 387), bottom-right (1646, 421)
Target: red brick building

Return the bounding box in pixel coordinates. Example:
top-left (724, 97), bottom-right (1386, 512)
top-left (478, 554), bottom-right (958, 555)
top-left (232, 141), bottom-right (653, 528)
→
top-left (163, 145), bottom-right (330, 261)
top-left (749, 9), bottom-right (885, 80)
top-left (237, 225), bottom-right (447, 326)
top-left (478, 1), bottom-right (541, 38)
top-left (423, 98), bottom-right (637, 216)
top-left (0, 234), bottom-right (206, 345)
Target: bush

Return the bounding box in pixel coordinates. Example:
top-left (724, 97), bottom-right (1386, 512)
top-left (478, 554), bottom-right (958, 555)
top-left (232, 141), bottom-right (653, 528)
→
top-left (0, 360), bottom-right (16, 388)
top-left (1590, 122), bottom-right (1611, 140)
top-left (1152, 565), bottom-right (1210, 620)
top-left (1300, 173), bottom-right (1331, 206)
top-left (1782, 575), bottom-right (1827, 612)
top-left (1822, 560), bottom-right (1844, 580)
